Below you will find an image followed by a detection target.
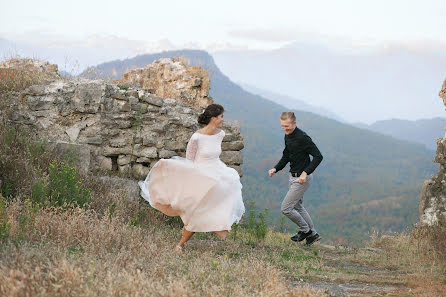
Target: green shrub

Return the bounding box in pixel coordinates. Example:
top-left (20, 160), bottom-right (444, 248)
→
top-left (47, 161), bottom-right (91, 208)
top-left (245, 201), bottom-right (269, 240)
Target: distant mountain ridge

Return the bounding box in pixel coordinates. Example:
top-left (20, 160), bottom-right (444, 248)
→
top-left (355, 118), bottom-right (445, 150)
top-left (239, 83), bottom-right (345, 122)
top-left (79, 50), bottom-right (437, 243)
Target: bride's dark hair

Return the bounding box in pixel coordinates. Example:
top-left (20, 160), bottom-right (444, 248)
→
top-left (198, 104), bottom-right (225, 125)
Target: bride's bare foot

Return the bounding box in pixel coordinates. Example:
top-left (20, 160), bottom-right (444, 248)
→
top-left (174, 245), bottom-right (183, 254)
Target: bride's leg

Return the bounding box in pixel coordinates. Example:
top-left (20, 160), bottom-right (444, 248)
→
top-left (177, 227), bottom-right (195, 248)
top-left (214, 230), bottom-right (229, 240)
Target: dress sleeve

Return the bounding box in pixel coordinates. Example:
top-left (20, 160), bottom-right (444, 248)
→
top-left (186, 133), bottom-right (199, 161)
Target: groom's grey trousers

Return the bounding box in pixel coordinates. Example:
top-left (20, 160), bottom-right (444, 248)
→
top-left (281, 173), bottom-right (316, 234)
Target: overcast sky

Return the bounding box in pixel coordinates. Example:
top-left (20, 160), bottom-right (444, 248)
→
top-left (2, 0), bottom-right (446, 123)
top-left (2, 0), bottom-right (446, 51)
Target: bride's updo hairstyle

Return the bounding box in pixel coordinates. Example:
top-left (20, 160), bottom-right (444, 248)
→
top-left (198, 104), bottom-right (225, 125)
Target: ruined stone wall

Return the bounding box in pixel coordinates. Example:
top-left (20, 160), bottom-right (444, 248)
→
top-left (3, 59), bottom-right (244, 181)
top-left (114, 58), bottom-right (212, 110)
top-left (419, 79), bottom-right (446, 225)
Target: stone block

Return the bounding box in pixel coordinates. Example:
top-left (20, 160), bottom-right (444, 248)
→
top-left (53, 142), bottom-right (91, 175)
top-left (144, 96), bottom-right (163, 107)
top-left (27, 95), bottom-right (54, 111)
top-left (118, 155), bottom-right (131, 166)
top-left (220, 151), bottom-right (243, 165)
top-left (119, 164), bottom-right (130, 173)
top-left (100, 157), bottom-right (112, 171)
top-left (132, 164), bottom-right (150, 180)
top-left (103, 146), bottom-right (132, 156)
top-left (109, 136), bottom-right (129, 148)
top-left (159, 149), bottom-right (176, 159)
top-left (222, 141), bottom-right (244, 151)
top-left (85, 136), bottom-right (102, 145)
top-left (134, 144), bottom-right (157, 158)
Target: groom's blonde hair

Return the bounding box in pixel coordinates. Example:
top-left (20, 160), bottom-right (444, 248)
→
top-left (280, 112), bottom-right (296, 122)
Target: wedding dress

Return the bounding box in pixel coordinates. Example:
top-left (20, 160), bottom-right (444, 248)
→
top-left (138, 130), bottom-right (245, 232)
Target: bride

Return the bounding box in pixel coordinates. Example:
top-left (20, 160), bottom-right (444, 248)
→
top-left (138, 104), bottom-right (245, 251)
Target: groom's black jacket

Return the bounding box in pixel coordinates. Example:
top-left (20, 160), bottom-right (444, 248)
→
top-left (274, 127), bottom-right (323, 175)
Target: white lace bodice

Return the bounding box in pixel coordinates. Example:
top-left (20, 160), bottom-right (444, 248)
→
top-left (186, 130), bottom-right (225, 164)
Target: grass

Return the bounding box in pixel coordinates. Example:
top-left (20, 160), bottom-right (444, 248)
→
top-left (0, 198), bottom-right (324, 297)
top-left (1, 194), bottom-right (445, 296)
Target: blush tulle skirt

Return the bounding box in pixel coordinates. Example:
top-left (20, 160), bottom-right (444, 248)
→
top-left (138, 157), bottom-right (245, 232)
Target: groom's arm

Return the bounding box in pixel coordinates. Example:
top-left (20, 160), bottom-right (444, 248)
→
top-left (302, 135), bottom-right (323, 175)
top-left (274, 146), bottom-right (290, 172)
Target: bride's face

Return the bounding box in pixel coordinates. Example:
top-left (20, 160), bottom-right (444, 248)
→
top-left (212, 113), bottom-right (224, 127)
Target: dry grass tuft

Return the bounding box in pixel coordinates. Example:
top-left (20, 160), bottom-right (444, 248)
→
top-left (0, 57), bottom-right (61, 93)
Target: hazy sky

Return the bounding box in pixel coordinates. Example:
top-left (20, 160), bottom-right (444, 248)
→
top-left (2, 0), bottom-right (446, 51)
top-left (2, 0), bottom-right (446, 123)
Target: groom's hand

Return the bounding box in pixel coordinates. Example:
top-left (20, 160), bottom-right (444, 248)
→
top-left (298, 171), bottom-right (307, 183)
top-left (268, 168), bottom-right (276, 177)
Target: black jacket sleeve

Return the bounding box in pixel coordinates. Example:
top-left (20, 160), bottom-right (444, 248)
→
top-left (302, 135), bottom-right (323, 175)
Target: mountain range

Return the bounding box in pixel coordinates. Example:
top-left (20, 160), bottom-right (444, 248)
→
top-left (213, 42), bottom-right (446, 124)
top-left (237, 83), bottom-right (445, 150)
top-left (78, 50), bottom-right (438, 244)
top-left (355, 118), bottom-right (445, 150)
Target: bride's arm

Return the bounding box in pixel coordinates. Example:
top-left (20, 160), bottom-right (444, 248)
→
top-left (186, 134), bottom-right (198, 161)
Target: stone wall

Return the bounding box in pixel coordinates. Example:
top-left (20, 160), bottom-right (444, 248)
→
top-left (3, 59), bottom-right (244, 181)
top-left (419, 79), bottom-right (446, 225)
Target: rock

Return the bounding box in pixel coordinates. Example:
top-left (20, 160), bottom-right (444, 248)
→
top-left (222, 141), bottom-right (244, 151)
top-left (143, 136), bottom-right (157, 146)
top-left (66, 127), bottom-right (81, 142)
top-left (53, 142), bottom-right (91, 175)
top-left (136, 157), bottom-right (151, 163)
top-left (134, 145), bottom-right (157, 158)
top-left (419, 79), bottom-right (446, 225)
top-left (159, 149), bottom-right (176, 159)
top-left (115, 58), bottom-right (212, 110)
top-left (119, 164), bottom-right (130, 173)
top-left (132, 164), bottom-right (150, 180)
top-left (26, 85), bottom-right (47, 96)
top-left (27, 95), bottom-right (54, 111)
top-left (117, 155), bottom-right (131, 166)
top-left (72, 82), bottom-right (103, 113)
top-left (103, 147), bottom-right (132, 156)
top-left (144, 96), bottom-right (164, 107)
top-left (85, 136), bottom-right (102, 145)
top-left (100, 157), bottom-right (112, 171)
top-left (109, 136), bottom-right (130, 148)
top-left (220, 151), bottom-right (243, 165)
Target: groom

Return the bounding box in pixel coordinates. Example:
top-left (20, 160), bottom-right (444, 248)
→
top-left (268, 112), bottom-right (323, 245)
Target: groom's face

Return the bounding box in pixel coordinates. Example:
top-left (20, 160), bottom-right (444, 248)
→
top-left (280, 119), bottom-right (296, 135)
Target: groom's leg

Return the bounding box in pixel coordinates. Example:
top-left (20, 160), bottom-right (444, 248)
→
top-left (294, 199), bottom-right (316, 235)
top-left (293, 175), bottom-right (316, 234)
top-left (281, 175), bottom-right (312, 232)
